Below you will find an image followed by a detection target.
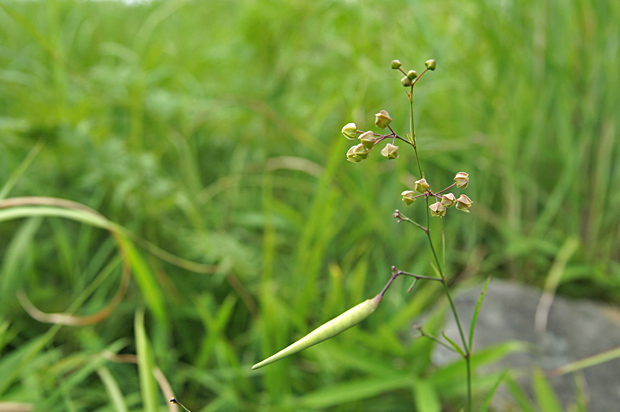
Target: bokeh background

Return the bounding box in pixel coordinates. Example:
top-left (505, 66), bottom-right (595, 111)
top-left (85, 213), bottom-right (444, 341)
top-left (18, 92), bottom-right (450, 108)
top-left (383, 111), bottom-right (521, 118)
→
top-left (1, 0), bottom-right (619, 411)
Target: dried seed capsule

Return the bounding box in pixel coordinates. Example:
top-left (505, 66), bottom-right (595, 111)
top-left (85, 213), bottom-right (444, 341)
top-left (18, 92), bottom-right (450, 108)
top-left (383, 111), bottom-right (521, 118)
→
top-left (455, 194), bottom-right (473, 212)
top-left (401, 190), bottom-right (416, 205)
top-left (374, 110), bottom-right (392, 129)
top-left (358, 131), bottom-right (377, 149)
top-left (352, 143), bottom-right (369, 160)
top-left (414, 178), bottom-right (430, 193)
top-left (429, 201), bottom-right (446, 217)
top-left (346, 145), bottom-right (362, 162)
top-left (251, 294), bottom-right (383, 370)
top-left (454, 172), bottom-right (469, 188)
top-left (441, 193), bottom-right (456, 207)
top-left (381, 143), bottom-right (399, 159)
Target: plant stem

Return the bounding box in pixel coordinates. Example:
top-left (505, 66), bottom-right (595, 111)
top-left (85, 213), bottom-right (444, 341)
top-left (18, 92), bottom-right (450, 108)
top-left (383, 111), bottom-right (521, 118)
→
top-left (410, 95), bottom-right (423, 178)
top-left (409, 85), bottom-right (472, 412)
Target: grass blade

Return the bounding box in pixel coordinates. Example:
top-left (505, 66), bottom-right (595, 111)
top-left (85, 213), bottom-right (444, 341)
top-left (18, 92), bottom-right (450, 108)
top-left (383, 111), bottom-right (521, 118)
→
top-left (0, 216), bottom-right (42, 311)
top-left (298, 375), bottom-right (412, 409)
top-left (97, 366), bottom-right (129, 412)
top-left (532, 367), bottom-right (563, 412)
top-left (0, 140), bottom-right (44, 202)
top-left (135, 307), bottom-right (158, 412)
top-left (412, 379), bottom-right (441, 412)
top-left (505, 376), bottom-right (536, 412)
top-left (549, 345), bottom-right (620, 376)
top-left (468, 276), bottom-right (491, 353)
top-left (118, 235), bottom-right (168, 325)
top-left (478, 367), bottom-right (509, 412)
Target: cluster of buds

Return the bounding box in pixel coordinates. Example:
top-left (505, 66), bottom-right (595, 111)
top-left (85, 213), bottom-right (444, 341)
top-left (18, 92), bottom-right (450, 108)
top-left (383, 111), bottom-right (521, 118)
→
top-left (341, 58), bottom-right (472, 217)
top-left (392, 59), bottom-right (436, 88)
top-left (341, 110), bottom-right (402, 162)
top-left (401, 172), bottom-right (473, 217)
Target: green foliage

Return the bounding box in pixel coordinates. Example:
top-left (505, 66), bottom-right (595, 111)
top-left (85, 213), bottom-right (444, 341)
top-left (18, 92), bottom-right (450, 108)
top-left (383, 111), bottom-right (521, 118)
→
top-left (0, 0), bottom-right (618, 410)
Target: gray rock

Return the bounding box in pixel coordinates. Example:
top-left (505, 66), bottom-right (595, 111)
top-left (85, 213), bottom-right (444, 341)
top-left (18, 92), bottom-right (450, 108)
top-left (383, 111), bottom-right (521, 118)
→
top-left (434, 279), bottom-right (620, 412)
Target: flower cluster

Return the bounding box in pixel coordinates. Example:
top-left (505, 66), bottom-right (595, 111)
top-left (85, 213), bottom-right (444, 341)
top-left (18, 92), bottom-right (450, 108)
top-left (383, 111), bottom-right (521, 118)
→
top-left (342, 109), bottom-right (404, 162)
top-left (341, 58), bottom-right (473, 218)
top-left (401, 172), bottom-right (473, 217)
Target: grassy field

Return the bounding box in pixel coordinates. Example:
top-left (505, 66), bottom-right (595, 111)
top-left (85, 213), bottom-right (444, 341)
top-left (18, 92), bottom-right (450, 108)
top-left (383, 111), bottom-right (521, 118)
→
top-left (1, 0), bottom-right (619, 410)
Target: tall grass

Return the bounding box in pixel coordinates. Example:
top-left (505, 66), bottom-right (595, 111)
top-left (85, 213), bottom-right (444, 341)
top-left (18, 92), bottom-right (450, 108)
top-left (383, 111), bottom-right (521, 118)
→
top-left (0, 0), bottom-right (618, 410)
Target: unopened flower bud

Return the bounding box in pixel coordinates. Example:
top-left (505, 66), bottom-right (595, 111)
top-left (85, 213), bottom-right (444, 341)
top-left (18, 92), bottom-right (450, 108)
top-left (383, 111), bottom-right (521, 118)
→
top-left (375, 110), bottom-right (392, 129)
top-left (381, 143), bottom-right (399, 160)
top-left (425, 59), bottom-right (436, 71)
top-left (401, 190), bottom-right (416, 205)
top-left (407, 70), bottom-right (418, 80)
top-left (391, 60), bottom-right (402, 70)
top-left (455, 194), bottom-right (473, 213)
top-left (341, 123), bottom-right (358, 140)
top-left (441, 193), bottom-right (456, 207)
top-left (352, 143), bottom-right (369, 159)
top-left (454, 172), bottom-right (469, 188)
top-left (346, 145), bottom-right (362, 162)
top-left (429, 201), bottom-right (446, 217)
top-left (401, 76), bottom-right (412, 87)
top-left (414, 178), bottom-right (430, 193)
top-left (358, 131), bottom-right (377, 149)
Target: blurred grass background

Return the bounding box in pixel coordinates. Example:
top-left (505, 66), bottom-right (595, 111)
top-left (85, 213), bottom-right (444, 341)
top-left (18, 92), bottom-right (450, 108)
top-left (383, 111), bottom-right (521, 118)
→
top-left (0, 0), bottom-right (618, 410)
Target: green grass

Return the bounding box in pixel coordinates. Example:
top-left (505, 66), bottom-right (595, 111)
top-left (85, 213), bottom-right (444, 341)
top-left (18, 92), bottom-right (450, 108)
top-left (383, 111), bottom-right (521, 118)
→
top-left (0, 0), bottom-right (619, 410)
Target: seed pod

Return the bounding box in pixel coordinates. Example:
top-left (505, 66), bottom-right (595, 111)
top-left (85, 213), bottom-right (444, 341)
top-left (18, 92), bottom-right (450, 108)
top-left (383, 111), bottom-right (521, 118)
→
top-left (252, 294), bottom-right (383, 370)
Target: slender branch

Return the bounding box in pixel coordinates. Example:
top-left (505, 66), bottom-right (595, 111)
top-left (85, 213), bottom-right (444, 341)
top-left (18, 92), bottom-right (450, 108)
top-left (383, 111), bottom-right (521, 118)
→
top-left (411, 67), bottom-right (430, 87)
top-left (379, 266), bottom-right (443, 298)
top-left (374, 133), bottom-right (415, 148)
top-left (414, 326), bottom-right (457, 352)
top-left (392, 267), bottom-right (442, 282)
top-left (393, 210), bottom-right (428, 232)
top-left (435, 182), bottom-right (457, 196)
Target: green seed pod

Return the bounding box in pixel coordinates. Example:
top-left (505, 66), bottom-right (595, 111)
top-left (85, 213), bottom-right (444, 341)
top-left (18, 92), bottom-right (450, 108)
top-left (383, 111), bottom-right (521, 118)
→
top-left (414, 178), bottom-right (430, 193)
top-left (453, 171), bottom-right (469, 188)
top-left (407, 70), bottom-right (417, 80)
top-left (401, 190), bottom-right (416, 205)
top-left (425, 59), bottom-right (437, 71)
top-left (455, 194), bottom-right (473, 213)
top-left (352, 143), bottom-right (369, 159)
top-left (346, 145), bottom-right (362, 162)
top-left (358, 131), bottom-right (377, 149)
top-left (341, 123), bottom-right (358, 139)
top-left (441, 193), bottom-right (457, 208)
top-left (429, 201), bottom-right (446, 218)
top-left (391, 60), bottom-right (402, 69)
top-left (380, 143), bottom-right (399, 160)
top-left (401, 76), bottom-right (412, 87)
top-left (252, 294), bottom-right (383, 370)
top-left (374, 110), bottom-right (392, 129)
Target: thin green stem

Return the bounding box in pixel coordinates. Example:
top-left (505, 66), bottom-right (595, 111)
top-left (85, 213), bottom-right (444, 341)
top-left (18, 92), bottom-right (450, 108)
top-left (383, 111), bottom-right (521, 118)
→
top-left (426, 217), bottom-right (471, 412)
top-left (415, 326), bottom-right (457, 352)
top-left (408, 80), bottom-right (472, 412)
top-left (410, 97), bottom-right (423, 178)
top-left (466, 356), bottom-right (472, 412)
top-left (393, 210), bottom-right (428, 232)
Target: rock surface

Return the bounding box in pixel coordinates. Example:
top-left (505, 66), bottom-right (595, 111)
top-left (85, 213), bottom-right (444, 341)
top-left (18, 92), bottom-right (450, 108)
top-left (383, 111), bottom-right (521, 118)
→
top-left (434, 279), bottom-right (620, 412)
